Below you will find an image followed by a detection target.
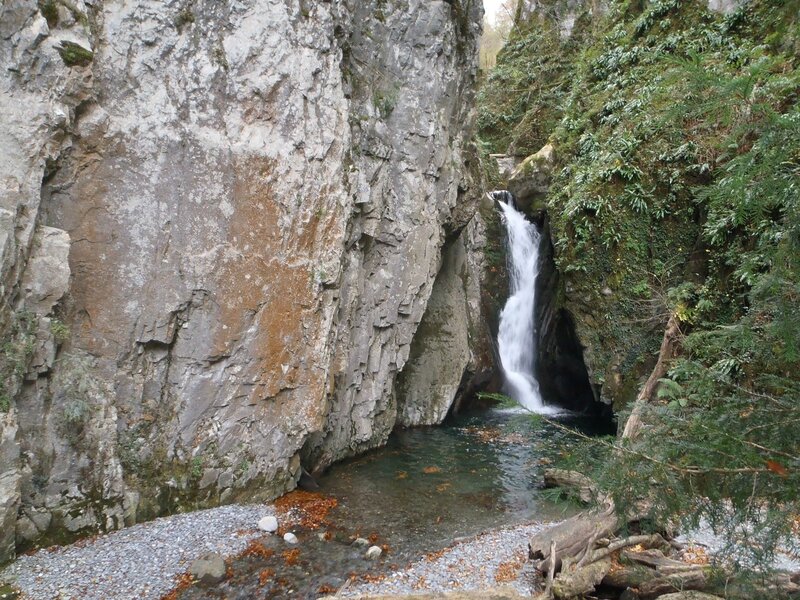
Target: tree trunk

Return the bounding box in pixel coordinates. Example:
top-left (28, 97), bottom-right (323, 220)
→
top-left (622, 313), bottom-right (682, 440)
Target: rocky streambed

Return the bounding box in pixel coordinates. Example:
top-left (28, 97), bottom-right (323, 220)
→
top-left (1, 407), bottom-right (608, 599)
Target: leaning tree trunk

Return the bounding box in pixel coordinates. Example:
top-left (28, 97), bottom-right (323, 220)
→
top-left (621, 313), bottom-right (683, 440)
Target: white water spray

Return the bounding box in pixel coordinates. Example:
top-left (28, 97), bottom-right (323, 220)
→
top-left (494, 192), bottom-right (560, 415)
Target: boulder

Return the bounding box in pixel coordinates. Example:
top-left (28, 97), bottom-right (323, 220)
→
top-left (188, 553), bottom-right (227, 585)
top-left (507, 144), bottom-right (555, 214)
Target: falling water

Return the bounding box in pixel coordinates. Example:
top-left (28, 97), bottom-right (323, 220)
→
top-left (493, 192), bottom-right (560, 415)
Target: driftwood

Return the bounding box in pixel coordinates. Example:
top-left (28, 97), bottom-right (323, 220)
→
top-left (622, 313), bottom-right (682, 440)
top-left (552, 556), bottom-right (612, 599)
top-left (529, 469), bottom-right (800, 600)
top-left (528, 502), bottom-right (618, 574)
top-left (602, 564), bottom-right (659, 589)
top-left (621, 549), bottom-right (693, 572)
top-left (638, 569), bottom-right (709, 599)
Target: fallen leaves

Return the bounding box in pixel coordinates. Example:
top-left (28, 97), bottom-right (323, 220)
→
top-left (281, 548), bottom-right (300, 566)
top-left (275, 490), bottom-right (339, 529)
top-left (159, 572), bottom-right (194, 600)
top-left (494, 552), bottom-right (525, 583)
top-left (682, 545), bottom-right (710, 565)
top-left (422, 466), bottom-right (441, 474)
top-left (240, 540), bottom-right (274, 560)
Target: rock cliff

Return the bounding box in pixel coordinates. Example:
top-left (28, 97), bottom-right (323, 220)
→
top-left (0, 0), bottom-right (486, 562)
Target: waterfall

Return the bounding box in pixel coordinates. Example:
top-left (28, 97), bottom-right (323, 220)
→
top-left (493, 192), bottom-right (560, 415)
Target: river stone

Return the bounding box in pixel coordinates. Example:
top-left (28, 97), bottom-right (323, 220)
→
top-left (365, 546), bottom-right (383, 560)
top-left (188, 553), bottom-right (226, 585)
top-left (352, 537), bottom-right (370, 548)
top-left (283, 532), bottom-right (298, 545)
top-left (258, 516), bottom-right (278, 533)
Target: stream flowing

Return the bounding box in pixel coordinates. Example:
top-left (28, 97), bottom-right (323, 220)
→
top-left (176, 193), bottom-right (592, 598)
top-left (495, 192), bottom-right (560, 414)
top-left (178, 409), bottom-right (609, 599)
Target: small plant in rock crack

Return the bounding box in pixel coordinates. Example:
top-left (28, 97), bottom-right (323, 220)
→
top-left (190, 456), bottom-right (204, 480)
top-left (54, 352), bottom-right (103, 445)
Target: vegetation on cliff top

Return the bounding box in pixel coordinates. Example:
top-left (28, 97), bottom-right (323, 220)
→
top-left (479, 0), bottom-right (799, 575)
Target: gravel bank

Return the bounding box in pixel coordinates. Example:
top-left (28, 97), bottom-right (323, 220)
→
top-left (0, 504), bottom-right (273, 600)
top-left (337, 522), bottom-right (551, 597)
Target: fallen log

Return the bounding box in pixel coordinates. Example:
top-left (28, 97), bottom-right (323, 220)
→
top-left (582, 534), bottom-right (665, 568)
top-left (528, 502), bottom-right (618, 574)
top-left (602, 564), bottom-right (658, 589)
top-left (552, 556), bottom-right (612, 599)
top-left (621, 549), bottom-right (691, 571)
top-left (638, 569), bottom-right (709, 599)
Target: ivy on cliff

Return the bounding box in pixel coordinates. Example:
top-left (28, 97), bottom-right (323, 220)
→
top-left (479, 0), bottom-right (800, 576)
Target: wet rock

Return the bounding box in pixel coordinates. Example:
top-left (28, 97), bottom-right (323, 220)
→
top-left (507, 144), bottom-right (555, 214)
top-left (188, 553), bottom-right (226, 585)
top-left (258, 516), bottom-right (278, 533)
top-left (365, 546), bottom-right (383, 560)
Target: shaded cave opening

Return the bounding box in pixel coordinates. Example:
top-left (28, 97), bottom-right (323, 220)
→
top-left (532, 215), bottom-right (612, 424)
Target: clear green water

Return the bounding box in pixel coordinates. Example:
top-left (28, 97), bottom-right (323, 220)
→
top-left (178, 407), bottom-right (612, 599)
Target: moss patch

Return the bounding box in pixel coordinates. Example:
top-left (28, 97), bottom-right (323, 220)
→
top-left (57, 41), bottom-right (93, 67)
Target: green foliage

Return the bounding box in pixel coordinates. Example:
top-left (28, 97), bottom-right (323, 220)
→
top-left (58, 41), bottom-right (93, 67)
top-left (39, 0), bottom-right (59, 27)
top-left (479, 0), bottom-right (800, 576)
top-left (477, 14), bottom-right (586, 154)
top-left (55, 352), bottom-right (100, 445)
top-left (0, 310), bottom-right (38, 413)
top-left (190, 456), bottom-right (203, 480)
top-left (373, 85), bottom-right (400, 119)
top-left (476, 391), bottom-right (518, 408)
top-left (50, 319), bottom-right (70, 344)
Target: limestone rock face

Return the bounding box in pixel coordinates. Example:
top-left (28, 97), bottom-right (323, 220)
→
top-left (396, 215), bottom-right (488, 426)
top-left (0, 0), bottom-right (485, 559)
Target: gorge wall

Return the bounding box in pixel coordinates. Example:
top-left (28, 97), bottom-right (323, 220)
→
top-left (0, 0), bottom-right (488, 562)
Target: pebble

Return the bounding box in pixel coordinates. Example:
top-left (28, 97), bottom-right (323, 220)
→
top-left (340, 522), bottom-right (550, 597)
top-left (352, 537), bottom-right (370, 548)
top-left (258, 515), bottom-right (278, 533)
top-left (283, 532), bottom-right (298, 544)
top-left (365, 546), bottom-right (382, 560)
top-left (0, 504), bottom-right (275, 600)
